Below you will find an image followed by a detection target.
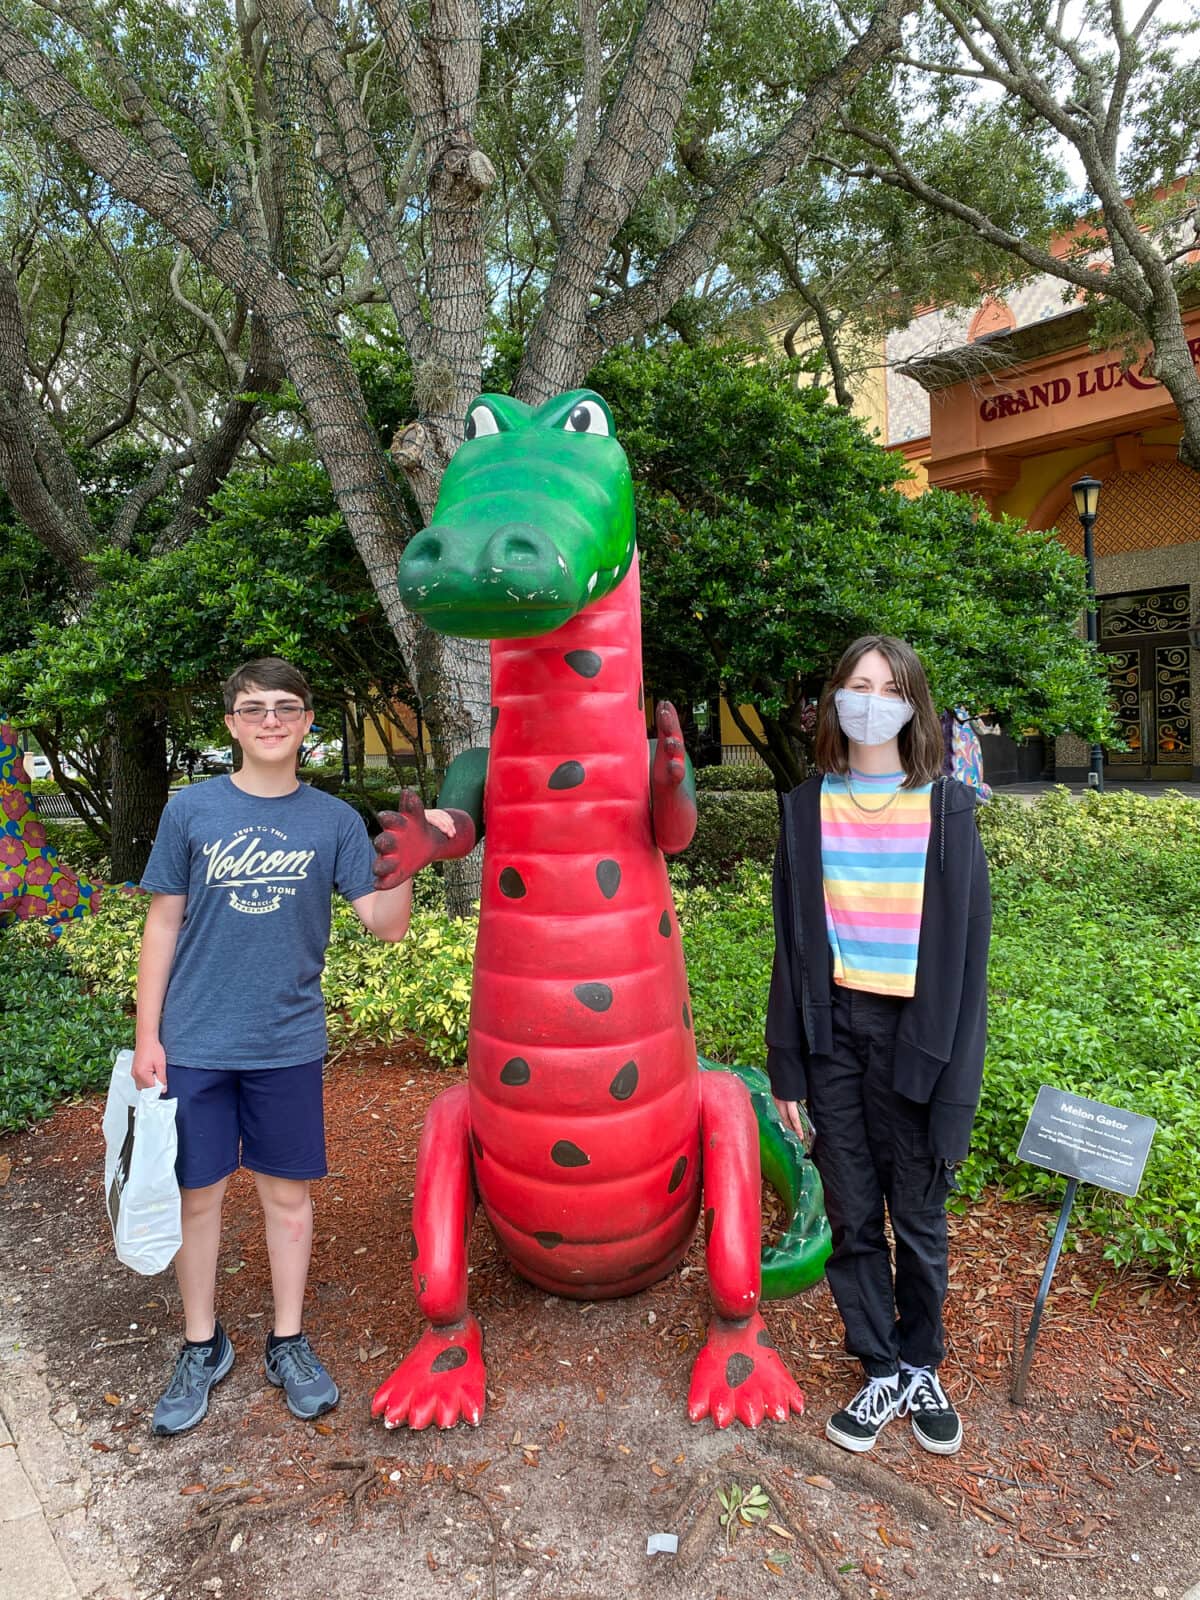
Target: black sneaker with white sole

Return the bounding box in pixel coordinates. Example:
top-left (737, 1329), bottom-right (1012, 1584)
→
top-left (899, 1363), bottom-right (963, 1454)
top-left (151, 1323), bottom-right (235, 1437)
top-left (825, 1374), bottom-right (902, 1453)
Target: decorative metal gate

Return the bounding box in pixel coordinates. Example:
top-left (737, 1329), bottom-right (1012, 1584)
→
top-left (1100, 587), bottom-right (1192, 780)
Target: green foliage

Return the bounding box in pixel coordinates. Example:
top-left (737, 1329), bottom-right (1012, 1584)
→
top-left (694, 764), bottom-right (776, 792)
top-left (321, 902), bottom-right (476, 1065)
top-left (0, 928), bottom-right (130, 1132)
top-left (38, 822), bottom-right (110, 879)
top-left (678, 792), bottom-right (778, 883)
top-left (676, 863), bottom-right (776, 1066)
top-left (593, 343), bottom-right (1111, 791)
top-left (43, 789), bottom-right (1200, 1279)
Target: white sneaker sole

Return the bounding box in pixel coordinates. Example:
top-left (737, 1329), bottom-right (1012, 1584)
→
top-left (911, 1417), bottom-right (963, 1455)
top-left (826, 1416), bottom-right (890, 1453)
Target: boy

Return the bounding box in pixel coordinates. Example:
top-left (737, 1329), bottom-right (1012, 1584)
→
top-left (134, 658), bottom-right (469, 1435)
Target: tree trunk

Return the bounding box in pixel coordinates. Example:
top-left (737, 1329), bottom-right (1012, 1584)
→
top-left (108, 707), bottom-right (169, 882)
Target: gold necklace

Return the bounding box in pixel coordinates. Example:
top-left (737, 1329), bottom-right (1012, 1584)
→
top-left (845, 773), bottom-right (901, 816)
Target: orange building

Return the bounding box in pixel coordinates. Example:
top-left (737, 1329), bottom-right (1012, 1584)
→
top-left (888, 287), bottom-right (1200, 783)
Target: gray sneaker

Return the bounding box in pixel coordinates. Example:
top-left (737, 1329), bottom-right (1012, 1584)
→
top-left (264, 1333), bottom-right (339, 1420)
top-left (151, 1323), bottom-right (235, 1436)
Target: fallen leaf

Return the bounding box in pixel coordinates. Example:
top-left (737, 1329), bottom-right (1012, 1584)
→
top-left (878, 1526), bottom-right (891, 1546)
top-left (368, 1344), bottom-right (387, 1358)
top-left (223, 1261), bottom-right (245, 1276)
top-left (89, 1441), bottom-right (112, 1453)
top-left (764, 1560), bottom-right (785, 1575)
top-left (425, 1551), bottom-right (438, 1572)
top-left (522, 1449), bottom-right (539, 1468)
top-left (595, 1387), bottom-right (606, 1403)
top-left (0, 1154), bottom-right (11, 1186)
top-left (229, 1531), bottom-right (244, 1554)
top-left (903, 1561), bottom-right (918, 1579)
top-left (767, 1524), bottom-right (794, 1540)
top-left (617, 1444), bottom-right (631, 1455)
top-left (103, 1393), bottom-right (121, 1406)
top-left (313, 1422), bottom-right (334, 1436)
top-left (650, 1463), bottom-right (669, 1477)
top-left (804, 1474), bottom-right (835, 1491)
top-left (180, 1483), bottom-right (206, 1495)
top-left (358, 1346), bottom-right (369, 1363)
top-left (127, 1443), bottom-right (142, 1455)
top-left (984, 1544), bottom-right (1002, 1558)
top-left (673, 1453), bottom-right (685, 1465)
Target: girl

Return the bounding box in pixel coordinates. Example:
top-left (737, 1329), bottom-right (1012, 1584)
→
top-left (766, 636), bottom-right (991, 1456)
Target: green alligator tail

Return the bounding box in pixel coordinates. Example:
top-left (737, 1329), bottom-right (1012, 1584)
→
top-left (699, 1056), bottom-right (831, 1298)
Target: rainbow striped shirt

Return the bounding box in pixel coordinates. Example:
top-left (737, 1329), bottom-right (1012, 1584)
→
top-left (820, 770), bottom-right (932, 998)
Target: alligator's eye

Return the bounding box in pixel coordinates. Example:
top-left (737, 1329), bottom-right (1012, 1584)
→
top-left (465, 406), bottom-right (500, 441)
top-left (564, 400), bottom-right (610, 437)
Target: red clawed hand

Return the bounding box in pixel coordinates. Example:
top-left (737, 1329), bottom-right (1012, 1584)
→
top-left (373, 789), bottom-right (477, 889)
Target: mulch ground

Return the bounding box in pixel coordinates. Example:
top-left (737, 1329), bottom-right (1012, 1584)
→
top-left (1, 1041), bottom-right (1197, 1599)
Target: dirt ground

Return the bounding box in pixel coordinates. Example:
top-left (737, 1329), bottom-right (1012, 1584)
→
top-left (1, 1043), bottom-right (1197, 1600)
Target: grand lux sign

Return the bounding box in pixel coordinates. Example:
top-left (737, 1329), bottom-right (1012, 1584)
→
top-left (979, 333), bottom-right (1200, 423)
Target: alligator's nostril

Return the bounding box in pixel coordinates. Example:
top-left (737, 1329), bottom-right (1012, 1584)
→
top-left (482, 523), bottom-right (554, 569)
top-left (404, 532), bottom-right (443, 569)
top-left (502, 534), bottom-right (541, 563)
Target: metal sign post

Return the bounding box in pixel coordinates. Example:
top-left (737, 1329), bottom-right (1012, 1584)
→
top-left (1009, 1087), bottom-right (1157, 1406)
top-left (1010, 1176), bottom-right (1078, 1406)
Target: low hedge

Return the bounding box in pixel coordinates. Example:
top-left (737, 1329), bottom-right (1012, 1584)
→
top-left (0, 930), bottom-right (130, 1131)
top-left (694, 763), bottom-right (776, 792)
top-left (678, 790), bottom-right (778, 881)
top-left (31, 787), bottom-right (1200, 1278)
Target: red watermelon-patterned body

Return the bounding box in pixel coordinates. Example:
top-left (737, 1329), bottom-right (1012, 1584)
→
top-left (472, 556), bottom-right (701, 1298)
top-left (369, 388), bottom-right (805, 1433)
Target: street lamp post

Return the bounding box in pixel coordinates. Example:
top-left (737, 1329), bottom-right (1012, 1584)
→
top-left (1072, 475), bottom-right (1105, 792)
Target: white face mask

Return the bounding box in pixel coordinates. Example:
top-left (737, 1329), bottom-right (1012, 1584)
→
top-left (834, 687), bottom-right (914, 746)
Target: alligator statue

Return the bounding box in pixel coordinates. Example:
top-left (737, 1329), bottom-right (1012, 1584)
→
top-left (369, 389), bottom-right (830, 1431)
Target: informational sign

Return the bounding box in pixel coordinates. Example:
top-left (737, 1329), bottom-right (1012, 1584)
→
top-left (1016, 1086), bottom-right (1157, 1199)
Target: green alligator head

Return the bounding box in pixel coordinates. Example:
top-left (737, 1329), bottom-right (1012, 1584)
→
top-left (397, 389), bottom-right (636, 639)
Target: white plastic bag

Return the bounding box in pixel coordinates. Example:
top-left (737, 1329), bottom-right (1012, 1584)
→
top-left (102, 1049), bottom-right (182, 1275)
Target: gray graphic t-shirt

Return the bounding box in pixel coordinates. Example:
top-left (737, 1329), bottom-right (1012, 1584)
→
top-left (141, 778), bottom-right (376, 1069)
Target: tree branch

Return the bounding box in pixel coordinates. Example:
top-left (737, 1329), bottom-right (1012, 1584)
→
top-left (0, 262), bottom-right (95, 588)
top-left (577, 0), bottom-right (914, 369)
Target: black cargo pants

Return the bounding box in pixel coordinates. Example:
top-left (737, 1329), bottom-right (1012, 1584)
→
top-left (807, 984), bottom-right (952, 1378)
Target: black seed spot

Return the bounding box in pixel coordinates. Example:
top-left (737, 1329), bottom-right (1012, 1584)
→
top-left (418, 1273), bottom-right (428, 1294)
top-left (609, 1060), bottom-right (638, 1100)
top-left (574, 982), bottom-right (612, 1012)
top-left (756, 1329), bottom-right (777, 1351)
top-left (725, 1353), bottom-right (755, 1389)
top-left (490, 705), bottom-right (499, 731)
top-left (682, 1002), bottom-right (692, 1029)
top-left (534, 1231), bottom-right (563, 1249)
top-left (704, 1205), bottom-right (715, 1237)
top-left (565, 649), bottom-right (601, 678)
top-left (658, 910), bottom-right (671, 937)
top-left (667, 1156), bottom-right (688, 1194)
top-left (499, 866), bottom-right (526, 898)
top-left (548, 760), bottom-right (585, 789)
top-left (552, 1140), bottom-right (590, 1168)
top-left (500, 1057), bottom-right (530, 1086)
top-left (472, 1129), bottom-right (483, 1159)
top-left (407, 1228), bottom-right (419, 1262)
top-left (638, 683), bottom-right (644, 711)
top-left (596, 859), bottom-right (621, 898)
top-left (430, 1344), bottom-right (469, 1373)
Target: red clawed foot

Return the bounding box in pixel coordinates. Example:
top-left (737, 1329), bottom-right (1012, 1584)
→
top-left (687, 1311), bottom-right (804, 1429)
top-left (371, 1315), bottom-right (486, 1430)
top-left (373, 789), bottom-right (476, 889)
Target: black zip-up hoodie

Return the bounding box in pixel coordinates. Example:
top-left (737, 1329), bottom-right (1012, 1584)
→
top-left (765, 774), bottom-right (991, 1163)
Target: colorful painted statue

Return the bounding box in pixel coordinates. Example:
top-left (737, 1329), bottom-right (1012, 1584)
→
top-left (370, 391), bottom-right (829, 1432)
top-left (0, 723), bottom-right (104, 934)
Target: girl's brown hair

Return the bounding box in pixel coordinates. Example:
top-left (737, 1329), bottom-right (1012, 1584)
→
top-left (813, 635), bottom-right (944, 786)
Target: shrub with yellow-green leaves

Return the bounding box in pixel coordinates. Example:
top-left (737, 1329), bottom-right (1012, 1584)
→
top-left (322, 900), bottom-right (474, 1064)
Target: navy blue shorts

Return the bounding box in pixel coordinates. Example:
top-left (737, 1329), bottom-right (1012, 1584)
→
top-left (166, 1060), bottom-right (327, 1190)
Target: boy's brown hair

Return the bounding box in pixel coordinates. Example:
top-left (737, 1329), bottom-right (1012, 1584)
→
top-left (813, 635), bottom-right (944, 787)
top-left (222, 658), bottom-right (313, 713)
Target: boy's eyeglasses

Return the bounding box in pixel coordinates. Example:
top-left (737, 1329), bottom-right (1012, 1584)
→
top-left (231, 703), bottom-right (308, 724)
